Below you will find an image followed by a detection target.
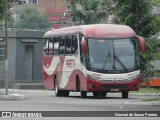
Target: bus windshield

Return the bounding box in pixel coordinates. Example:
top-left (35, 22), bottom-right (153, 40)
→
top-left (86, 38), bottom-right (139, 73)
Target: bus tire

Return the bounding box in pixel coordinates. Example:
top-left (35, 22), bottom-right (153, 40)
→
top-left (122, 91), bottom-right (128, 99)
top-left (100, 92), bottom-right (107, 98)
top-left (55, 78), bottom-right (63, 97)
top-left (93, 92), bottom-right (99, 98)
top-left (93, 92), bottom-right (107, 98)
top-left (76, 76), bottom-right (80, 92)
top-left (63, 91), bottom-right (69, 97)
top-left (80, 90), bottom-right (87, 98)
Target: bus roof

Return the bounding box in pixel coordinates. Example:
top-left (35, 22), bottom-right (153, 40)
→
top-left (44, 24), bottom-right (137, 38)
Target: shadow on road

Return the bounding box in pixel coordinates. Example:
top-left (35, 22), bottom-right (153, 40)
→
top-left (56, 95), bottom-right (136, 100)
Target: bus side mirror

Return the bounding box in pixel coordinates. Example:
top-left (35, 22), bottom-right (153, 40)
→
top-left (137, 36), bottom-right (146, 53)
top-left (81, 37), bottom-right (87, 53)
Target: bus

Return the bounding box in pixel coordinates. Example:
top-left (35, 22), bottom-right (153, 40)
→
top-left (42, 24), bottom-right (145, 98)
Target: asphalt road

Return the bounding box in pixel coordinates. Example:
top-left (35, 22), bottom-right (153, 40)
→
top-left (0, 89), bottom-right (159, 111)
top-left (0, 89), bottom-right (160, 119)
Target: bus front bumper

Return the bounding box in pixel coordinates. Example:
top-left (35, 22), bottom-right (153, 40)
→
top-left (86, 77), bottom-right (141, 92)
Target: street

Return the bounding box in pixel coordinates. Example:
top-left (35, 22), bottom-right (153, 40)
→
top-left (0, 89), bottom-right (160, 120)
top-left (0, 89), bottom-right (159, 111)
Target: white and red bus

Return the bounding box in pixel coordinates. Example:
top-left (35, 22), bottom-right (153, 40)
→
top-left (42, 24), bottom-right (145, 98)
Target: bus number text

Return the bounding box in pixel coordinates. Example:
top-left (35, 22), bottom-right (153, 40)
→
top-left (66, 59), bottom-right (75, 68)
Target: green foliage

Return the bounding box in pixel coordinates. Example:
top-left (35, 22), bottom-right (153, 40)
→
top-left (112, 0), bottom-right (160, 38)
top-left (132, 87), bottom-right (160, 93)
top-left (16, 8), bottom-right (52, 30)
top-left (0, 0), bottom-right (4, 19)
top-left (0, 0), bottom-right (13, 19)
top-left (141, 37), bottom-right (160, 69)
top-left (152, 0), bottom-right (160, 6)
top-left (140, 37), bottom-right (160, 81)
top-left (67, 0), bottom-right (108, 24)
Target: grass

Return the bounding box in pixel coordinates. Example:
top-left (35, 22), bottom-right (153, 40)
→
top-left (143, 98), bottom-right (160, 102)
top-left (133, 87), bottom-right (160, 102)
top-left (0, 92), bottom-right (4, 95)
top-left (132, 87), bottom-right (160, 93)
top-left (0, 90), bottom-right (5, 95)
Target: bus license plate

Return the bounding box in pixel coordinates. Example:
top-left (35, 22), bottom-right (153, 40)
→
top-left (111, 89), bottom-right (119, 91)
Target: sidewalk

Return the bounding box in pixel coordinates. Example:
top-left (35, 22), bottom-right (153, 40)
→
top-left (0, 89), bottom-right (28, 100)
top-left (0, 94), bottom-right (27, 100)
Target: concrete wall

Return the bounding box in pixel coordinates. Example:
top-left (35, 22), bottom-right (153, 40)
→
top-left (0, 30), bottom-right (44, 88)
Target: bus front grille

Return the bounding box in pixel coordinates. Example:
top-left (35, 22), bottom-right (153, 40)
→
top-left (101, 84), bottom-right (129, 89)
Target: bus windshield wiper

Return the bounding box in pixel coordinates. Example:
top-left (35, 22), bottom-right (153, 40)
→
top-left (102, 47), bottom-right (111, 70)
top-left (88, 66), bottom-right (103, 72)
top-left (113, 55), bottom-right (128, 72)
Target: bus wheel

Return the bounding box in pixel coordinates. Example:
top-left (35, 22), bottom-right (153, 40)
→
top-left (122, 91), bottom-right (128, 99)
top-left (93, 92), bottom-right (107, 98)
top-left (93, 92), bottom-right (99, 98)
top-left (80, 90), bottom-right (87, 98)
top-left (76, 76), bottom-right (80, 92)
top-left (55, 78), bottom-right (63, 97)
top-left (63, 91), bottom-right (69, 97)
top-left (100, 92), bottom-right (107, 98)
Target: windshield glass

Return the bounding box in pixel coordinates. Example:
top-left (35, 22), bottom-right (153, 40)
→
top-left (86, 38), bottom-right (139, 73)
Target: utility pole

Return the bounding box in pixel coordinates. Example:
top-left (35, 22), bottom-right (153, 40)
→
top-left (4, 0), bottom-right (8, 95)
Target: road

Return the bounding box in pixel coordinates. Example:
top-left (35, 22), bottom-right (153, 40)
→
top-left (0, 89), bottom-right (159, 119)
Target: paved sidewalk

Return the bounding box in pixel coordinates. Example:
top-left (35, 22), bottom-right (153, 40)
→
top-left (0, 89), bottom-right (28, 100)
top-left (0, 94), bottom-right (27, 100)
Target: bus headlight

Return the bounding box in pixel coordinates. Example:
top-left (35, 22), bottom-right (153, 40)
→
top-left (128, 74), bottom-right (140, 81)
top-left (87, 75), bottom-right (102, 81)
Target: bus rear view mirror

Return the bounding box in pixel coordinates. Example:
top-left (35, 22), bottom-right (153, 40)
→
top-left (137, 36), bottom-right (146, 53)
top-left (81, 37), bottom-right (87, 53)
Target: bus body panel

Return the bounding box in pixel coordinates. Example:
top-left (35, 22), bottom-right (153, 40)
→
top-left (79, 66), bottom-right (140, 91)
top-left (43, 54), bottom-right (81, 90)
top-left (43, 53), bottom-right (140, 92)
top-left (44, 24), bottom-right (136, 39)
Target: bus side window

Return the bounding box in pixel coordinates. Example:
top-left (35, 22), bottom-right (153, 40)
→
top-left (43, 38), bottom-right (49, 55)
top-left (79, 34), bottom-right (83, 62)
top-left (59, 36), bottom-right (65, 55)
top-left (48, 38), bottom-right (53, 55)
top-left (53, 37), bottom-right (59, 55)
top-left (79, 34), bottom-right (86, 66)
top-left (72, 35), bottom-right (78, 54)
top-left (66, 36), bottom-right (72, 55)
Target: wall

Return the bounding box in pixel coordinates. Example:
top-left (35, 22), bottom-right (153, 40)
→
top-left (0, 30), bottom-right (44, 88)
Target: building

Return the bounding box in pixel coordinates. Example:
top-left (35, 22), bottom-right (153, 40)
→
top-left (38, 0), bottom-right (70, 29)
top-left (13, 0), bottom-right (70, 29)
top-left (0, 30), bottom-right (44, 89)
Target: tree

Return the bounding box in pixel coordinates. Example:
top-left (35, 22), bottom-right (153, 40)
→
top-left (111, 0), bottom-right (160, 81)
top-left (67, 0), bottom-right (108, 24)
top-left (0, 0), bottom-right (4, 19)
top-left (112, 0), bottom-right (160, 38)
top-left (0, 0), bottom-right (13, 28)
top-left (0, 0), bottom-right (13, 19)
top-left (16, 8), bottom-right (51, 30)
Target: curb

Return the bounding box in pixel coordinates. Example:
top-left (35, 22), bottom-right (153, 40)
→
top-left (125, 100), bottom-right (160, 105)
top-left (0, 94), bottom-right (27, 101)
